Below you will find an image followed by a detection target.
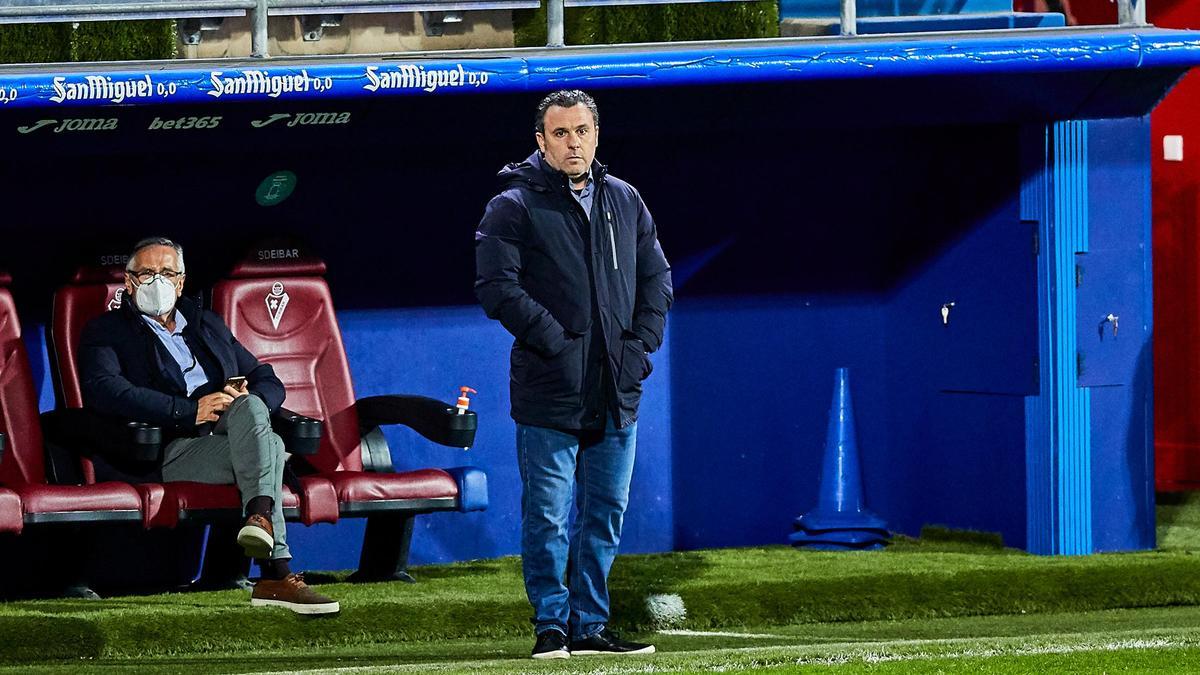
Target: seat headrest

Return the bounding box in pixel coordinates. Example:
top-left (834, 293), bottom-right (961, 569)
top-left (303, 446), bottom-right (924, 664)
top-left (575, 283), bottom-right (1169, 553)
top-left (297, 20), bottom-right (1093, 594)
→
top-left (228, 242), bottom-right (327, 279)
top-left (71, 265), bottom-right (126, 284)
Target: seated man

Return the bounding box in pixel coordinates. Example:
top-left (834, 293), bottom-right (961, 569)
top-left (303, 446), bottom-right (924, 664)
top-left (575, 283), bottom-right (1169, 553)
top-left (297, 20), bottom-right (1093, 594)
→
top-left (80, 236), bottom-right (338, 615)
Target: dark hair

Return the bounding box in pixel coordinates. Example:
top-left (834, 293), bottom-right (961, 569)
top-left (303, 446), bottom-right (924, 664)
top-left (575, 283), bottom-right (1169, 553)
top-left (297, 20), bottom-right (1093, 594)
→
top-left (535, 89), bottom-right (599, 133)
top-left (128, 236), bottom-right (185, 273)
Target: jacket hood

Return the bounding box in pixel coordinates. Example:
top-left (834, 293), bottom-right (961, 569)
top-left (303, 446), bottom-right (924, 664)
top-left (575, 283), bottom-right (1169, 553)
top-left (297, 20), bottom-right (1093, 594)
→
top-left (498, 151), bottom-right (607, 192)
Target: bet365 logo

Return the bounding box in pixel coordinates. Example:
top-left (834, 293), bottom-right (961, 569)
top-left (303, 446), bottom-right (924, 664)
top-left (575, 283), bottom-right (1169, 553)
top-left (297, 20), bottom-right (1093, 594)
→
top-left (148, 116), bottom-right (222, 131)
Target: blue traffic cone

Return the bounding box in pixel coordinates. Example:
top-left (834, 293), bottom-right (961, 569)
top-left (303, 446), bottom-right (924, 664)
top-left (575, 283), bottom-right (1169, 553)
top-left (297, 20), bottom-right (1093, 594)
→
top-left (790, 367), bottom-right (889, 550)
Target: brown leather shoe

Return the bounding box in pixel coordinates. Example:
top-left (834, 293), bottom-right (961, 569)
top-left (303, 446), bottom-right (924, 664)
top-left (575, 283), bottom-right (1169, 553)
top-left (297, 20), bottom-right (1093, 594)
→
top-left (237, 513), bottom-right (274, 559)
top-left (251, 573), bottom-right (340, 615)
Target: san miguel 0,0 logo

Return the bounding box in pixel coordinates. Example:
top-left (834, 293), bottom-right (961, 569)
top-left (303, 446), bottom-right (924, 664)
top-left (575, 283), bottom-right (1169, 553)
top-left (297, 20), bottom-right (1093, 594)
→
top-left (207, 70), bottom-right (334, 99)
top-left (362, 64), bottom-right (489, 94)
top-left (50, 75), bottom-right (155, 104)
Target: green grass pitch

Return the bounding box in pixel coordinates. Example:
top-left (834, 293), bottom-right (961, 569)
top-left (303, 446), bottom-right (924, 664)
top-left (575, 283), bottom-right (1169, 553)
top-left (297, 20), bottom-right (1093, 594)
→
top-left (2, 498), bottom-right (1200, 672)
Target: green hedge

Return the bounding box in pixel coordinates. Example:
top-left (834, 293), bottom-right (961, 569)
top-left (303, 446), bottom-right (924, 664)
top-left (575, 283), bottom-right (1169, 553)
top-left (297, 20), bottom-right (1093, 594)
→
top-left (71, 20), bottom-right (178, 62)
top-left (514, 1), bottom-right (779, 47)
top-left (0, 20), bottom-right (176, 64)
top-left (0, 24), bottom-right (73, 64)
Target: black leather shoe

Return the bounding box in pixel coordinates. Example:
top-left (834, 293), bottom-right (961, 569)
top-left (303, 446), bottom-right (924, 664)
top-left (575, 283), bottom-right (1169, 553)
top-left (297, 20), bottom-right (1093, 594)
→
top-left (532, 630), bottom-right (570, 660)
top-left (570, 628), bottom-right (656, 655)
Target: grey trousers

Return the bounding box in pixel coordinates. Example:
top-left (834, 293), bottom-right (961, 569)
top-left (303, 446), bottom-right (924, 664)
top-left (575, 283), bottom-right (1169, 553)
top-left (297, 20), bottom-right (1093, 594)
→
top-left (162, 394), bottom-right (290, 560)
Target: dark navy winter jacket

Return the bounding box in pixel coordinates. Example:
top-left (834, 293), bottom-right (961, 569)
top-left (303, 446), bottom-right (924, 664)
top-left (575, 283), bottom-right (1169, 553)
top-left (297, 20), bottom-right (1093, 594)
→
top-left (79, 294), bottom-right (285, 476)
top-left (475, 152), bottom-right (673, 429)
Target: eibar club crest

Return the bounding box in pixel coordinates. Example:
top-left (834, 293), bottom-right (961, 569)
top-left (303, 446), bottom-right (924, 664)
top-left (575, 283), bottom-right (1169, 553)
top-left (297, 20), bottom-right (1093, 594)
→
top-left (266, 281), bottom-right (290, 329)
top-left (107, 288), bottom-right (124, 311)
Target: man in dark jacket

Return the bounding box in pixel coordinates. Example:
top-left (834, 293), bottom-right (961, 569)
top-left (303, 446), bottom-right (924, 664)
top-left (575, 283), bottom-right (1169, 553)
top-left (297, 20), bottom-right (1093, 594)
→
top-left (80, 237), bottom-right (337, 615)
top-left (475, 90), bottom-right (672, 659)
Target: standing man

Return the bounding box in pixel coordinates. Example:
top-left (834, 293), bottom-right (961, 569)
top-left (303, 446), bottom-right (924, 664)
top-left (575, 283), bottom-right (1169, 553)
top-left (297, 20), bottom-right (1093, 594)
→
top-left (475, 90), bottom-right (673, 659)
top-left (80, 237), bottom-right (338, 615)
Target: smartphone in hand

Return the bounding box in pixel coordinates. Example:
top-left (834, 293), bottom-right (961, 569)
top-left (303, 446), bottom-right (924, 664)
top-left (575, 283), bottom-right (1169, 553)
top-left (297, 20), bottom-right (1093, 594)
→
top-left (224, 375), bottom-right (247, 391)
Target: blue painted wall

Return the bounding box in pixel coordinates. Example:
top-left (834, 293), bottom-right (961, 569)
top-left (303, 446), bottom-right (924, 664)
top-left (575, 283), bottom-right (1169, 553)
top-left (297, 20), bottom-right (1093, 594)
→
top-left (321, 307), bottom-right (676, 568)
top-left (1083, 118), bottom-right (1155, 553)
top-left (669, 298), bottom-right (889, 549)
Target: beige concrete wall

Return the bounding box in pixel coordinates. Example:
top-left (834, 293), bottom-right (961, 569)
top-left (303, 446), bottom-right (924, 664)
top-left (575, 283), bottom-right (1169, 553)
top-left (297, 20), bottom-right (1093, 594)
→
top-left (778, 18), bottom-right (837, 37)
top-left (178, 11), bottom-right (515, 59)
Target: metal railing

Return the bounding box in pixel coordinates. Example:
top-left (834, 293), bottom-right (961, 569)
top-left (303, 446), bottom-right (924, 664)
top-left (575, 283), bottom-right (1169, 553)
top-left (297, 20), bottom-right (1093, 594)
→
top-left (0, 0), bottom-right (1154, 57)
top-left (1117, 0), bottom-right (1147, 27)
top-left (0, 0), bottom-right (254, 22)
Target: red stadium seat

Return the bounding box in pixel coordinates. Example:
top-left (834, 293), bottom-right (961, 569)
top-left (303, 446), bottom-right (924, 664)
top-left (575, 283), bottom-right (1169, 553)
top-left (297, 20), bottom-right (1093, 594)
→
top-left (49, 265), bottom-right (128, 485)
top-left (48, 263), bottom-right (339, 530)
top-left (0, 269), bottom-right (157, 597)
top-left (212, 246), bottom-right (486, 581)
top-left (0, 271), bottom-right (143, 525)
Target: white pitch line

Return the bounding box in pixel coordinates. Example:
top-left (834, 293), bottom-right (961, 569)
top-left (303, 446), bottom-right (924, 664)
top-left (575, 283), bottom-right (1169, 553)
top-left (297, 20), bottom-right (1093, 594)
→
top-left (658, 629), bottom-right (782, 639)
top-left (234, 629), bottom-right (1200, 675)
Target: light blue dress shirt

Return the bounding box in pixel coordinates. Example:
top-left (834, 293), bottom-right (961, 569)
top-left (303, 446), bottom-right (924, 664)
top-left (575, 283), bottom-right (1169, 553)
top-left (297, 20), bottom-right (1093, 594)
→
top-left (140, 311), bottom-right (208, 396)
top-left (570, 171), bottom-right (595, 220)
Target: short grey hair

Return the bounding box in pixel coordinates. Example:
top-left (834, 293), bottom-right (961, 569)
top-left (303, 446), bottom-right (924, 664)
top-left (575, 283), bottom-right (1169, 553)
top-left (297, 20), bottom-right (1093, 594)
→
top-left (535, 89), bottom-right (599, 134)
top-left (127, 236), bottom-right (185, 274)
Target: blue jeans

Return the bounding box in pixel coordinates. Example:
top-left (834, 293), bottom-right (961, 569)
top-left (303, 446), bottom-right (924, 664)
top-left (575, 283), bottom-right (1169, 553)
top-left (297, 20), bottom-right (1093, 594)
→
top-left (517, 417), bottom-right (637, 640)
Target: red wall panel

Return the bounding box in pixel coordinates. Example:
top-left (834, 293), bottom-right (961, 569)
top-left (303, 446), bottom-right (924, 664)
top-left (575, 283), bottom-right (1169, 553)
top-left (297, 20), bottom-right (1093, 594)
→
top-left (1148, 0), bottom-right (1200, 489)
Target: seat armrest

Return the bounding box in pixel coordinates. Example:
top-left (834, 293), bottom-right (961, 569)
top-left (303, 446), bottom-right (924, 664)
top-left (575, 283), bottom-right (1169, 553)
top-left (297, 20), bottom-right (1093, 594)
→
top-left (355, 395), bottom-right (477, 449)
top-left (271, 407), bottom-right (322, 456)
top-left (41, 408), bottom-right (162, 463)
top-left (444, 466), bottom-right (489, 512)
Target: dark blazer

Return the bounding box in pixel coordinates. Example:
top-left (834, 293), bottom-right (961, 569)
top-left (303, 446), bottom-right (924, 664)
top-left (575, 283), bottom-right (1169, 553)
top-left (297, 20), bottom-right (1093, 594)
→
top-left (475, 152), bottom-right (673, 429)
top-left (79, 294), bottom-right (285, 474)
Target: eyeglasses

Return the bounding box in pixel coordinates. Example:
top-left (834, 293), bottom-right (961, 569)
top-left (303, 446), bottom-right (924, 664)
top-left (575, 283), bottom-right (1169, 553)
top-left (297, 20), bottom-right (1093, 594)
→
top-left (127, 269), bottom-right (183, 282)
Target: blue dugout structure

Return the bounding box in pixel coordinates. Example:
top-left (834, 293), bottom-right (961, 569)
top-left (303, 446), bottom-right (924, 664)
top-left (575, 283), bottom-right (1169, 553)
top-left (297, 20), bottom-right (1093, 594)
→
top-left (0, 27), bottom-right (1197, 567)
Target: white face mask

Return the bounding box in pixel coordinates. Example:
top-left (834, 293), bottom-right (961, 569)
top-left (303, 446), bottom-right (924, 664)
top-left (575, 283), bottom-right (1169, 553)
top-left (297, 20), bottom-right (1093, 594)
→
top-left (134, 275), bottom-right (178, 317)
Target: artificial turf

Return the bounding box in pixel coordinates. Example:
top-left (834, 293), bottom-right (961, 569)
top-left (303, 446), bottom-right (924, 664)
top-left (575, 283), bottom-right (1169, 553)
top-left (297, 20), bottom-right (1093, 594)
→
top-left (5, 605), bottom-right (1200, 673)
top-left (3, 534), bottom-right (1200, 663)
top-left (1, 500), bottom-right (1199, 669)
top-left (1158, 491), bottom-right (1200, 550)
